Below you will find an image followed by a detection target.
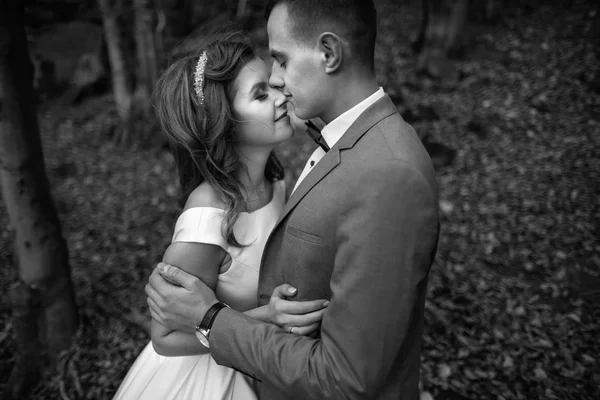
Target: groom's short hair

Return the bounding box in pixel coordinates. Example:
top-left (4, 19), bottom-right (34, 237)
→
top-left (265, 0), bottom-right (377, 70)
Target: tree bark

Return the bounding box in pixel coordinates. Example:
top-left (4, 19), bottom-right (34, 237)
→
top-left (0, 1), bottom-right (79, 397)
top-left (98, 0), bottom-right (163, 146)
top-left (154, 0), bottom-right (167, 65)
top-left (97, 0), bottom-right (135, 143)
top-left (236, 0), bottom-right (249, 19)
top-left (416, 0), bottom-right (469, 57)
top-left (134, 0), bottom-right (159, 112)
top-left (414, 0), bottom-right (469, 84)
top-left (470, 0), bottom-right (502, 24)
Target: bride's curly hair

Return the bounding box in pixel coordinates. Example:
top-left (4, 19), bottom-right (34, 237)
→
top-left (154, 29), bottom-right (284, 247)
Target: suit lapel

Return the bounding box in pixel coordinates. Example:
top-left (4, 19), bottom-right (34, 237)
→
top-left (273, 94), bottom-right (398, 230)
top-left (277, 146), bottom-right (340, 227)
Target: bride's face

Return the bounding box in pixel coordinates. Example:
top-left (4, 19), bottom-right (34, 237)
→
top-left (231, 57), bottom-right (294, 148)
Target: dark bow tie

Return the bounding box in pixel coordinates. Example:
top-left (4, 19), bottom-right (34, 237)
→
top-left (305, 121), bottom-right (330, 153)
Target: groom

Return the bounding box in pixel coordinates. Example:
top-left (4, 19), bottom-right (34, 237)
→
top-left (147, 0), bottom-right (439, 398)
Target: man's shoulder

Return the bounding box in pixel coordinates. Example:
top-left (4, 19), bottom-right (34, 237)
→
top-left (350, 114), bottom-right (433, 172)
top-left (337, 113), bottom-right (437, 196)
top-left (373, 112), bottom-right (424, 154)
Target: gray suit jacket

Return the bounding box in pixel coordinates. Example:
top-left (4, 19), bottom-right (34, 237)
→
top-left (211, 94), bottom-right (440, 399)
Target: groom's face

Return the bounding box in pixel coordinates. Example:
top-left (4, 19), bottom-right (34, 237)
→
top-left (267, 4), bottom-right (328, 120)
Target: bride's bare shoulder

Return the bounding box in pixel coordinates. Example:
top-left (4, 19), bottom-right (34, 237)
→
top-left (183, 182), bottom-right (226, 211)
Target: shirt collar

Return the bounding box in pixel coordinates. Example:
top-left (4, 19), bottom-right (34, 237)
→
top-left (320, 87), bottom-right (385, 148)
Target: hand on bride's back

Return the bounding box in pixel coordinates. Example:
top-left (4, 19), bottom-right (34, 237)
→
top-left (267, 284), bottom-right (329, 336)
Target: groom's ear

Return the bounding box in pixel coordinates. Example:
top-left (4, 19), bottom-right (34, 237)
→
top-left (317, 32), bottom-right (343, 74)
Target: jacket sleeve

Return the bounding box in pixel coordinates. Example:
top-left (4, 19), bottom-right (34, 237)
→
top-left (210, 160), bottom-right (439, 399)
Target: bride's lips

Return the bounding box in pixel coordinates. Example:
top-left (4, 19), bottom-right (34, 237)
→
top-left (274, 111), bottom-right (289, 122)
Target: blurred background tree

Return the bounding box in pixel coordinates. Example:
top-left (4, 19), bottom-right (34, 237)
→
top-left (414, 0), bottom-right (501, 85)
top-left (21, 0), bottom-right (502, 150)
top-left (95, 0), bottom-right (257, 146)
top-left (96, 0), bottom-right (165, 146)
top-left (0, 1), bottom-right (79, 398)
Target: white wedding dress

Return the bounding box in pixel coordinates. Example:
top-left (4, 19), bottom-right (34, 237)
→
top-left (113, 180), bottom-right (286, 400)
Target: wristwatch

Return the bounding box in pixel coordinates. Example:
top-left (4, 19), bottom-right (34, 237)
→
top-left (195, 302), bottom-right (228, 348)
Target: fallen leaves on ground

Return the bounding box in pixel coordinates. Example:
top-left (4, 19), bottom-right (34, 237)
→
top-left (0, 0), bottom-right (598, 399)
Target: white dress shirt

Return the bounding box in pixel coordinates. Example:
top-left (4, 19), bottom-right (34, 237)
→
top-left (292, 87), bottom-right (385, 193)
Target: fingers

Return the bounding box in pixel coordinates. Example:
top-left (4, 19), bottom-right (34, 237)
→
top-left (148, 267), bottom-right (167, 293)
top-left (146, 269), bottom-right (175, 326)
top-left (271, 284), bottom-right (298, 299)
top-left (146, 288), bottom-right (188, 332)
top-left (283, 323), bottom-right (320, 336)
top-left (285, 307), bottom-right (327, 327)
top-left (273, 305), bottom-right (327, 328)
top-left (276, 298), bottom-right (329, 315)
top-left (145, 280), bottom-right (162, 308)
top-left (146, 281), bottom-right (166, 322)
top-left (147, 296), bottom-right (165, 325)
top-left (157, 262), bottom-right (197, 291)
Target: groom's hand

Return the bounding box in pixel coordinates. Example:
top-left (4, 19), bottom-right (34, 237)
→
top-left (145, 262), bottom-right (218, 333)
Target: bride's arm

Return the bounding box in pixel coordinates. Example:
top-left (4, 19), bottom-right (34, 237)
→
top-left (150, 241), bottom-right (224, 357)
top-left (152, 244), bottom-right (328, 357)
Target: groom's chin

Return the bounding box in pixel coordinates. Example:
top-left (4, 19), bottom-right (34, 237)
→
top-left (287, 103), bottom-right (307, 121)
top-left (287, 110), bottom-right (305, 129)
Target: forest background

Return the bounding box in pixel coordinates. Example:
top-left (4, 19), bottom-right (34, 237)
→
top-left (0, 0), bottom-right (598, 399)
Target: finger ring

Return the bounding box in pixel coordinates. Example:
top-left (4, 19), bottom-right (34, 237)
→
top-left (289, 326), bottom-right (295, 334)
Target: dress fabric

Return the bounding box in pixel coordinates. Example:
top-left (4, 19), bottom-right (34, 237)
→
top-left (113, 180), bottom-right (285, 400)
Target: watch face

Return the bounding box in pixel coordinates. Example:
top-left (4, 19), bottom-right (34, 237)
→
top-left (195, 329), bottom-right (210, 348)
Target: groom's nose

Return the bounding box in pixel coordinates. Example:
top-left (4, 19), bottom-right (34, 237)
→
top-left (269, 64), bottom-right (284, 90)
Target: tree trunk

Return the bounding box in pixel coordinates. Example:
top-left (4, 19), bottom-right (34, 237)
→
top-left (236, 0), bottom-right (248, 19)
top-left (97, 0), bottom-right (135, 144)
top-left (416, 0), bottom-right (469, 57)
top-left (0, 1), bottom-right (79, 398)
top-left (134, 0), bottom-right (158, 112)
top-left (470, 0), bottom-right (502, 24)
top-left (415, 0), bottom-right (469, 84)
top-left (154, 0), bottom-right (167, 65)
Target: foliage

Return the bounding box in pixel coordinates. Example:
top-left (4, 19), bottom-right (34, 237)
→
top-left (1, 0), bottom-right (598, 399)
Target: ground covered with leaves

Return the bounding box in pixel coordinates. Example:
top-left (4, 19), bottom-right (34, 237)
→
top-left (1, 0), bottom-right (598, 399)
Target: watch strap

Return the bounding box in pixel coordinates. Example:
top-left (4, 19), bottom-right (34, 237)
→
top-left (199, 302), bottom-right (228, 331)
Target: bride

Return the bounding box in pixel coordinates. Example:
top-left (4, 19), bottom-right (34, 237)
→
top-left (113, 30), bottom-right (328, 400)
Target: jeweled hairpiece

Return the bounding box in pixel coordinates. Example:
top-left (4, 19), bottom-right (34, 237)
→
top-left (193, 51), bottom-right (208, 106)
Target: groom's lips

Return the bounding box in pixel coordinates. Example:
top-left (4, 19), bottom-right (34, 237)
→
top-left (275, 111), bottom-right (288, 122)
